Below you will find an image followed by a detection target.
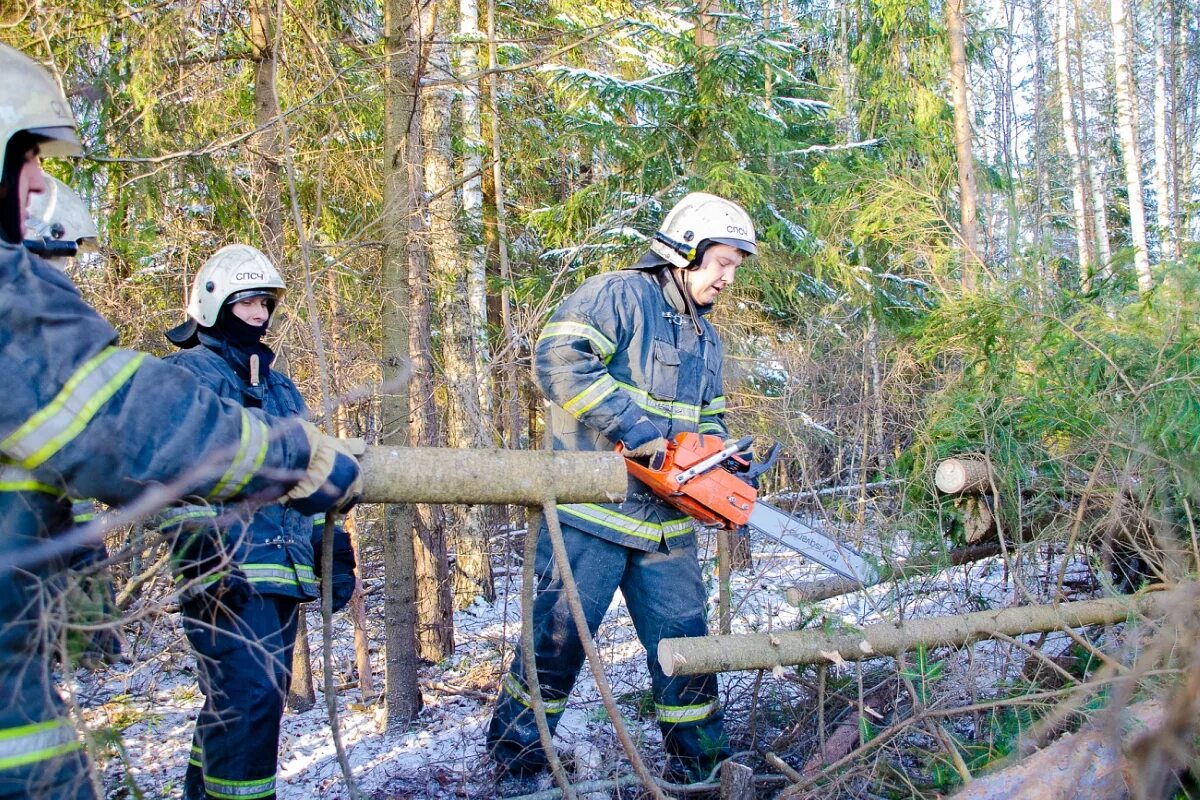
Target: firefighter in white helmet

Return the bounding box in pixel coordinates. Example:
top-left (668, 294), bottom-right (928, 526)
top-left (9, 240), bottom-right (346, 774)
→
top-left (162, 245), bottom-right (360, 800)
top-left (0, 43), bottom-right (361, 799)
top-left (488, 192), bottom-right (757, 789)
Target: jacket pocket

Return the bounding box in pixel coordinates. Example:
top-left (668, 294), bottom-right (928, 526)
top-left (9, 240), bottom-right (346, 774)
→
top-left (649, 338), bottom-right (680, 400)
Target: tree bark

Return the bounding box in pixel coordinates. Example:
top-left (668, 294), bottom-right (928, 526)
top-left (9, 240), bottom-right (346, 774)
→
top-left (381, 0), bottom-right (423, 726)
top-left (1056, 0), bottom-right (1096, 282)
top-left (247, 0), bottom-right (285, 265)
top-left (660, 593), bottom-right (1167, 676)
top-left (287, 612), bottom-right (316, 711)
top-left (1153, 3), bottom-right (1175, 260)
top-left (419, 6), bottom-right (461, 656)
top-left (1111, 0), bottom-right (1154, 293)
top-left (785, 542), bottom-right (1003, 604)
top-left (952, 701), bottom-right (1164, 800)
top-left (358, 446), bottom-right (626, 505)
top-left (454, 0), bottom-right (497, 610)
top-left (948, 0), bottom-right (982, 290)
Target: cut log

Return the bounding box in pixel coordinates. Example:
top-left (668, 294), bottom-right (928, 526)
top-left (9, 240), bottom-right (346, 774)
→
top-left (660, 594), bottom-right (1167, 677)
top-left (358, 446), bottom-right (626, 505)
top-left (952, 700), bottom-right (1164, 800)
top-left (785, 542), bottom-right (1003, 604)
top-left (720, 760), bottom-right (755, 800)
top-left (935, 457), bottom-right (995, 495)
top-left (962, 496), bottom-right (996, 544)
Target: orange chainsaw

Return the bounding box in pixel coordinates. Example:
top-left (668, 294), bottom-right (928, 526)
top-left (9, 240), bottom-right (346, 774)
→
top-left (621, 432), bottom-right (877, 582)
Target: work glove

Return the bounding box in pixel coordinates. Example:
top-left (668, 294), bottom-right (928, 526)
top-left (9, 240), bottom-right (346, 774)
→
top-left (723, 437), bottom-right (754, 457)
top-left (621, 418), bottom-right (668, 466)
top-left (313, 519), bottom-right (357, 614)
top-left (285, 421), bottom-right (365, 515)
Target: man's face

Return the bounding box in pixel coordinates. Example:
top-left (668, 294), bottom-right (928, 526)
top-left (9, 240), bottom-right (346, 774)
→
top-left (683, 243), bottom-right (744, 306)
top-left (229, 296), bottom-right (272, 327)
top-left (18, 148), bottom-right (47, 238)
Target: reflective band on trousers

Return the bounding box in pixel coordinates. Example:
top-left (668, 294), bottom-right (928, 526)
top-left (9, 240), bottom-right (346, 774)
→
top-left (207, 409), bottom-right (270, 502)
top-left (242, 563), bottom-right (315, 588)
top-left (204, 772), bottom-right (276, 800)
top-left (502, 673), bottom-right (566, 714)
top-left (0, 718), bottom-right (81, 771)
top-left (655, 700), bottom-right (719, 725)
top-left (1, 347), bottom-right (145, 470)
top-left (0, 463), bottom-right (62, 495)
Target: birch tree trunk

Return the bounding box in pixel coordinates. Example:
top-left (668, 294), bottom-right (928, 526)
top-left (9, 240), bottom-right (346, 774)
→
top-left (381, 0), bottom-right (423, 726)
top-left (458, 0), bottom-right (491, 421)
top-left (1031, 0), bottom-right (1052, 294)
top-left (1111, 0), bottom-right (1154, 293)
top-left (427, 6), bottom-right (494, 616)
top-left (1074, 8), bottom-right (1112, 272)
top-left (1153, 3), bottom-right (1175, 260)
top-left (947, 0), bottom-right (981, 290)
top-left (1056, 0), bottom-right (1096, 282)
top-left (247, 0), bottom-right (284, 265)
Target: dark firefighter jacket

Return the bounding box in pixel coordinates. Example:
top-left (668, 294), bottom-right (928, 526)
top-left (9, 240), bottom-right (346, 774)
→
top-left (0, 242), bottom-right (311, 788)
top-left (533, 255), bottom-right (729, 551)
top-left (160, 332), bottom-right (345, 601)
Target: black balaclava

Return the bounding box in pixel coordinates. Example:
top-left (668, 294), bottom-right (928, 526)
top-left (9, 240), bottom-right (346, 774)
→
top-left (214, 301), bottom-right (272, 349)
top-left (0, 132), bottom-right (41, 245)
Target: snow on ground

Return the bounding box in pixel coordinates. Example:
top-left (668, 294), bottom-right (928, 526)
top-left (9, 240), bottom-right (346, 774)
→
top-left (78, 510), bottom-right (1100, 798)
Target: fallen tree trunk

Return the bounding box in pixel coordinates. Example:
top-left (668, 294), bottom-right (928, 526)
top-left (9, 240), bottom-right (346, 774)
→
top-left (358, 446), bottom-right (626, 505)
top-left (951, 701), bottom-right (1164, 800)
top-left (660, 594), bottom-right (1167, 677)
top-left (785, 542), bottom-right (1004, 604)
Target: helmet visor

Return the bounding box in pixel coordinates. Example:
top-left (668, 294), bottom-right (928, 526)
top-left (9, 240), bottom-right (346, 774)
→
top-left (225, 287), bottom-right (284, 306)
top-left (27, 127), bottom-right (82, 157)
top-left (708, 236), bottom-right (757, 257)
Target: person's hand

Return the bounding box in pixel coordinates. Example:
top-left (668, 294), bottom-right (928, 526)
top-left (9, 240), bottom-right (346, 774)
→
top-left (624, 437), bottom-right (668, 460)
top-left (314, 523), bottom-right (357, 614)
top-left (285, 421), bottom-right (364, 514)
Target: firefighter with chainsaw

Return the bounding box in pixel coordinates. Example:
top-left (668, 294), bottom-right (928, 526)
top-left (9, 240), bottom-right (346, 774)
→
top-left (487, 192), bottom-right (756, 785)
top-left (0, 44), bottom-right (361, 799)
top-left (161, 244), bottom-right (359, 800)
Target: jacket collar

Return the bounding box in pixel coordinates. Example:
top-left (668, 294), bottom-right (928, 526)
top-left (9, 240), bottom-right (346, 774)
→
top-left (197, 330), bottom-right (276, 384)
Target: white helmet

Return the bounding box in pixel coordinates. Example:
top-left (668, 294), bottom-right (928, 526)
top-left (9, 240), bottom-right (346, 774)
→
top-left (0, 44), bottom-right (82, 159)
top-left (187, 244), bottom-right (286, 326)
top-left (649, 192), bottom-right (757, 269)
top-left (25, 176), bottom-right (99, 268)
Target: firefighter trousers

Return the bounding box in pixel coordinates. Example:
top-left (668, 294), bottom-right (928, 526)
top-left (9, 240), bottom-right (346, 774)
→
top-left (486, 521), bottom-right (728, 780)
top-left (182, 594), bottom-right (299, 800)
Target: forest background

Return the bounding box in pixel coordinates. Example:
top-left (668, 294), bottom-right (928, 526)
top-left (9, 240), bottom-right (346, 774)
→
top-left (3, 0), bottom-right (1200, 795)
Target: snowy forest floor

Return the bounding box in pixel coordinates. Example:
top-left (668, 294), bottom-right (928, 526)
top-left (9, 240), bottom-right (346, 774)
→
top-left (76, 509), bottom-right (1102, 799)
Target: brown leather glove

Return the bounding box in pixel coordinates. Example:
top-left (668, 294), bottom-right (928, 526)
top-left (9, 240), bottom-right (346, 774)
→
top-left (284, 421), bottom-right (365, 514)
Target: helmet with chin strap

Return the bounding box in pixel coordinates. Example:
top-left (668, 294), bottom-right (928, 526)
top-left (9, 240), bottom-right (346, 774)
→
top-left (648, 192), bottom-right (757, 269)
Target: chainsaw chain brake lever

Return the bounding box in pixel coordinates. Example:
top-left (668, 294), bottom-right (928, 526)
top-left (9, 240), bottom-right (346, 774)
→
top-left (738, 442), bottom-right (782, 485)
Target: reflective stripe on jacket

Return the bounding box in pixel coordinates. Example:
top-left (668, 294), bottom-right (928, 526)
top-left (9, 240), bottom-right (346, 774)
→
top-left (533, 260), bottom-right (729, 550)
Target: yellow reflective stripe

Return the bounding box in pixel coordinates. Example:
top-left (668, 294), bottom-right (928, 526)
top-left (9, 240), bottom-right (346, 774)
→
top-left (538, 321), bottom-right (617, 362)
top-left (0, 718), bottom-right (81, 772)
top-left (207, 410), bottom-right (269, 501)
top-left (0, 464), bottom-right (62, 495)
top-left (502, 673), bottom-right (566, 713)
top-left (562, 374), bottom-right (618, 417)
top-left (614, 381), bottom-right (700, 423)
top-left (700, 396), bottom-right (726, 416)
top-left (697, 422), bottom-right (724, 434)
top-left (189, 744), bottom-right (203, 768)
top-left (560, 503), bottom-right (694, 542)
top-left (2, 348), bottom-right (145, 469)
top-left (156, 506), bottom-right (220, 531)
top-left (242, 563), bottom-right (305, 587)
top-left (655, 700), bottom-right (719, 724)
top-left (204, 772), bottom-right (276, 800)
